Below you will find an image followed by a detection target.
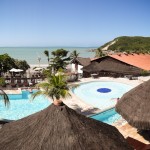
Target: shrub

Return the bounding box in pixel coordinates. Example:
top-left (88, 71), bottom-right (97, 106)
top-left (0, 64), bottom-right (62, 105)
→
top-left (0, 77), bottom-right (5, 86)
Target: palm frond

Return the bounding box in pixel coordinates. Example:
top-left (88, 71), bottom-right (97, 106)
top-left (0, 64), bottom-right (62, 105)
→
top-left (31, 90), bottom-right (44, 100)
top-left (68, 83), bottom-right (79, 89)
top-left (32, 73), bottom-right (79, 102)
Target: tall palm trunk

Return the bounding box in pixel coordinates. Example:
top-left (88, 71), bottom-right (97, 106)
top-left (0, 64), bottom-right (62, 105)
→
top-left (75, 63), bottom-right (78, 73)
top-left (44, 50), bottom-right (50, 65)
top-left (0, 89), bottom-right (10, 107)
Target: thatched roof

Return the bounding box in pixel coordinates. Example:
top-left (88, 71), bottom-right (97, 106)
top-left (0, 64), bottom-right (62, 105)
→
top-left (83, 56), bottom-right (142, 75)
top-left (72, 57), bottom-right (91, 66)
top-left (82, 61), bottom-right (100, 73)
top-left (0, 104), bottom-right (132, 150)
top-left (116, 79), bottom-right (150, 130)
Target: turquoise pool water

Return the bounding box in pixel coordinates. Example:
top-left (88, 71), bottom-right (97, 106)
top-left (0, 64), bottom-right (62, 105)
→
top-left (0, 81), bottom-right (132, 124)
top-left (91, 108), bottom-right (121, 125)
top-left (73, 81), bottom-right (132, 110)
top-left (0, 90), bottom-right (51, 120)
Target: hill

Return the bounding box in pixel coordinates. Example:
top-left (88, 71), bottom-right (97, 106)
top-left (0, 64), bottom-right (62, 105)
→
top-left (99, 36), bottom-right (150, 53)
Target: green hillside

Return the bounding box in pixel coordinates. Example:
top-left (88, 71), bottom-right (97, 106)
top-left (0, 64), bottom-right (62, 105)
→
top-left (99, 36), bottom-right (150, 53)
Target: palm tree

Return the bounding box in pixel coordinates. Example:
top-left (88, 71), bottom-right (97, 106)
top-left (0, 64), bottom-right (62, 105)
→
top-left (70, 50), bottom-right (79, 61)
top-left (70, 50), bottom-right (80, 73)
top-left (32, 74), bottom-right (75, 106)
top-left (44, 50), bottom-right (50, 65)
top-left (50, 49), bottom-right (70, 72)
top-left (37, 57), bottom-right (41, 67)
top-left (0, 89), bottom-right (10, 107)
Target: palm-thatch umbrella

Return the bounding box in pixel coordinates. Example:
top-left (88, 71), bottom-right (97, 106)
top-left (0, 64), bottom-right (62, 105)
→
top-left (116, 79), bottom-right (150, 130)
top-left (0, 104), bottom-right (132, 150)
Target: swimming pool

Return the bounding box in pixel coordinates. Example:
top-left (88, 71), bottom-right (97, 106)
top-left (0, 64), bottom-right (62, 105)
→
top-left (91, 108), bottom-right (121, 125)
top-left (73, 81), bottom-right (132, 110)
top-left (0, 90), bottom-right (51, 120)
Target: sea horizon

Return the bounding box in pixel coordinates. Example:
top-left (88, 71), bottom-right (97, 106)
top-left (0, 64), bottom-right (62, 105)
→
top-left (0, 46), bottom-right (98, 48)
top-left (0, 47), bottom-right (97, 65)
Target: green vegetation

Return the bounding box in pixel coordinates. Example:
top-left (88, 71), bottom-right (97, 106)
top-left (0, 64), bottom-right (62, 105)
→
top-left (70, 50), bottom-right (80, 61)
top-left (43, 49), bottom-right (81, 73)
top-left (0, 53), bottom-right (30, 76)
top-left (31, 74), bottom-right (71, 105)
top-left (0, 54), bottom-right (16, 74)
top-left (0, 77), bottom-right (6, 87)
top-left (50, 49), bottom-right (70, 72)
top-left (14, 60), bottom-right (30, 73)
top-left (141, 70), bottom-right (149, 76)
top-left (95, 48), bottom-right (106, 57)
top-left (44, 50), bottom-right (50, 65)
top-left (98, 36), bottom-right (150, 53)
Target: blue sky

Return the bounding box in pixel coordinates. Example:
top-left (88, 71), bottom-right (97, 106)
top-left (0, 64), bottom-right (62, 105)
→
top-left (0, 0), bottom-right (150, 47)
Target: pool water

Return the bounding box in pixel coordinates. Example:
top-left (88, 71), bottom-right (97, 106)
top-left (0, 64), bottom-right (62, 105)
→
top-left (0, 81), bottom-right (132, 124)
top-left (91, 108), bottom-right (121, 125)
top-left (73, 81), bottom-right (132, 110)
top-left (0, 90), bottom-right (51, 120)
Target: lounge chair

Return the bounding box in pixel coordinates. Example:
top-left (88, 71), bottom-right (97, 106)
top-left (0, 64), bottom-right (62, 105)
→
top-left (23, 79), bottom-right (29, 87)
top-left (31, 78), bottom-right (36, 86)
top-left (17, 79), bottom-right (23, 87)
top-left (91, 73), bottom-right (99, 78)
top-left (10, 78), bottom-right (16, 87)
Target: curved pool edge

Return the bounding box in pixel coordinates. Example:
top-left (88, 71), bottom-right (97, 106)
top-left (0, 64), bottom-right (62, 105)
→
top-left (71, 80), bottom-right (134, 111)
top-left (78, 77), bottom-right (140, 88)
top-left (88, 105), bottom-right (115, 117)
top-left (69, 77), bottom-right (138, 117)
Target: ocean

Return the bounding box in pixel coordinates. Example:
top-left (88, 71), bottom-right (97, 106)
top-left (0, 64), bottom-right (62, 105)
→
top-left (0, 47), bottom-right (96, 66)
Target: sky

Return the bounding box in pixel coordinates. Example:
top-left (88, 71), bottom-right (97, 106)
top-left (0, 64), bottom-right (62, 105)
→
top-left (0, 0), bottom-right (150, 47)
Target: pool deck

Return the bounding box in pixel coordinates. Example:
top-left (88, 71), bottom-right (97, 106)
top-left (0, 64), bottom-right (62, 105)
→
top-left (4, 88), bottom-right (22, 94)
top-left (2, 76), bottom-right (150, 144)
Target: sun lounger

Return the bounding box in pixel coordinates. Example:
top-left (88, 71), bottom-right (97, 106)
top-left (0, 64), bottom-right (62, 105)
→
top-left (23, 79), bottom-right (29, 87)
top-left (10, 78), bottom-right (16, 87)
top-left (17, 79), bottom-right (23, 87)
top-left (131, 76), bottom-right (138, 80)
top-left (125, 75), bottom-right (133, 80)
top-left (31, 78), bottom-right (36, 85)
top-left (91, 73), bottom-right (99, 78)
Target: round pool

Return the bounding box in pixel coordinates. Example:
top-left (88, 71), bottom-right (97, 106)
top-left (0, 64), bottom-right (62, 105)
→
top-left (73, 81), bottom-right (132, 110)
top-left (0, 90), bottom-right (51, 120)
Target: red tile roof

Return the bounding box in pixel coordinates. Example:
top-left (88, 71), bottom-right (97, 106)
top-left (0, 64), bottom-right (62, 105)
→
top-left (109, 53), bottom-right (150, 70)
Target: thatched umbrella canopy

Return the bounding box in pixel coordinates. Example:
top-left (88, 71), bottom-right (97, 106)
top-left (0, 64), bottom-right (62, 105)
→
top-left (0, 104), bottom-right (132, 150)
top-left (116, 79), bottom-right (150, 130)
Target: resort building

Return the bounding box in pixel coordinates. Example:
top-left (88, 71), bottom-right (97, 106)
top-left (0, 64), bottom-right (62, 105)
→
top-left (71, 57), bottom-right (91, 74)
top-left (82, 53), bottom-right (150, 77)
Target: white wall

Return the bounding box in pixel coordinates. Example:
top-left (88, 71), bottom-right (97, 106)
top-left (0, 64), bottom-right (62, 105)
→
top-left (71, 63), bottom-right (83, 73)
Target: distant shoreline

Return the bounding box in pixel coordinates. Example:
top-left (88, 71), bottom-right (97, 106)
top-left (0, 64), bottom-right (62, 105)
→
top-left (0, 47), bottom-right (96, 65)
